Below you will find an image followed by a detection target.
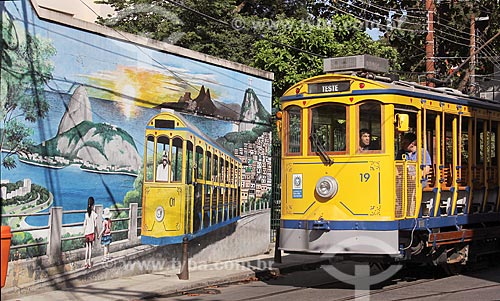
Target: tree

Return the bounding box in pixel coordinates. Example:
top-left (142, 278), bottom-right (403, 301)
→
top-left (1, 11), bottom-right (56, 169)
top-left (251, 14), bottom-right (400, 103)
top-left (97, 0), bottom-right (257, 65)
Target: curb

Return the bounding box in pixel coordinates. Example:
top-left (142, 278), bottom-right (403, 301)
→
top-left (150, 258), bottom-right (330, 298)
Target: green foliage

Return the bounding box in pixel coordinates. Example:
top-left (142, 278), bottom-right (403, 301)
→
top-left (61, 233), bottom-right (84, 252)
top-left (251, 14), bottom-right (399, 100)
top-left (10, 231), bottom-right (47, 259)
top-left (1, 12), bottom-right (56, 169)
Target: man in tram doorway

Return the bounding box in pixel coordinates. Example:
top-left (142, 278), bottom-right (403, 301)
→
top-left (156, 151), bottom-right (170, 181)
top-left (397, 132), bottom-right (432, 215)
top-left (399, 132), bottom-right (432, 179)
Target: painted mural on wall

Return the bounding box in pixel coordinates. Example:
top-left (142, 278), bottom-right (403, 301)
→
top-left (0, 0), bottom-right (272, 251)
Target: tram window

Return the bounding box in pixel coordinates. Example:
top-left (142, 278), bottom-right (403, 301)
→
top-left (145, 135), bottom-right (155, 182)
top-left (205, 151), bottom-right (212, 181)
top-left (310, 104), bottom-right (346, 152)
top-left (195, 146), bottom-right (204, 180)
top-left (186, 141), bottom-right (193, 184)
top-left (171, 137), bottom-right (183, 182)
top-left (286, 106), bottom-right (301, 154)
top-left (458, 117), bottom-right (470, 185)
top-left (444, 115), bottom-right (454, 166)
top-left (479, 127), bottom-right (496, 164)
top-left (203, 184), bottom-right (211, 228)
top-left (203, 184), bottom-right (210, 228)
top-left (358, 102), bottom-right (382, 151)
top-left (219, 158), bottom-right (225, 184)
top-left (230, 162), bottom-right (234, 185)
top-left (211, 187), bottom-right (217, 225)
top-left (218, 188), bottom-right (223, 222)
top-left (156, 136), bottom-right (170, 182)
top-left (193, 184), bottom-right (202, 231)
top-left (213, 155), bottom-right (219, 182)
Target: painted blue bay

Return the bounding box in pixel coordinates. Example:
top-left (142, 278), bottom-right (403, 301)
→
top-left (1, 154), bottom-right (136, 226)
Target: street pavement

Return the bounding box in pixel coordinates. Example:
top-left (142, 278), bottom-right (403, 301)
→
top-left (2, 248), bottom-right (327, 301)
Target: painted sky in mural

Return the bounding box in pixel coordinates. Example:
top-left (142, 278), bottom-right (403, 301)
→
top-left (0, 0), bottom-right (272, 233)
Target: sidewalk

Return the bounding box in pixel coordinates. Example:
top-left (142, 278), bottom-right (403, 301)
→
top-left (2, 250), bottom-right (328, 301)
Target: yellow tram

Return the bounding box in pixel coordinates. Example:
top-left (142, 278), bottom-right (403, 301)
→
top-left (277, 56), bottom-right (500, 271)
top-left (141, 110), bottom-right (242, 245)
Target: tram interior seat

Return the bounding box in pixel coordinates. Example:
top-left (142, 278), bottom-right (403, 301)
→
top-left (421, 165), bottom-right (436, 216)
top-left (439, 165), bottom-right (453, 215)
top-left (421, 192), bottom-right (434, 217)
top-left (485, 166), bottom-right (499, 212)
top-left (469, 166), bottom-right (484, 213)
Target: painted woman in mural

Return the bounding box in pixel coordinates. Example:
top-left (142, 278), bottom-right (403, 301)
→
top-left (82, 197), bottom-right (98, 268)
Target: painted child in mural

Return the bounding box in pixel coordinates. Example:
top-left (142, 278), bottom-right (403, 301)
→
top-left (98, 208), bottom-right (112, 262)
top-left (83, 196), bottom-right (98, 269)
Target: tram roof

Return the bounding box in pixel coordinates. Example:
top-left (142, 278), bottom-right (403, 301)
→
top-left (157, 109), bottom-right (241, 162)
top-left (281, 74), bottom-right (500, 111)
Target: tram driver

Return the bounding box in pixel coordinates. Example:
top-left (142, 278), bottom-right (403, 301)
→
top-left (359, 128), bottom-right (372, 151)
top-left (156, 151), bottom-right (170, 181)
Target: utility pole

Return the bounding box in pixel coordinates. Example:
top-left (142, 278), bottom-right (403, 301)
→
top-left (425, 0), bottom-right (435, 87)
top-left (469, 12), bottom-right (476, 89)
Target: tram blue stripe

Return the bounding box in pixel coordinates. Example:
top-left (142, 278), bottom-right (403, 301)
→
top-left (281, 212), bottom-right (500, 231)
top-left (141, 216), bottom-right (240, 246)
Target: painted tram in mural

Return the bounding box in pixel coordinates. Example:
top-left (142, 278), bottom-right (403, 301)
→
top-left (141, 111), bottom-right (242, 245)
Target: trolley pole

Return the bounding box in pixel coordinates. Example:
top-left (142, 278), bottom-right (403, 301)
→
top-left (177, 236), bottom-right (189, 280)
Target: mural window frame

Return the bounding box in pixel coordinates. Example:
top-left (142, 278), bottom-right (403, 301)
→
top-left (156, 135), bottom-right (171, 182)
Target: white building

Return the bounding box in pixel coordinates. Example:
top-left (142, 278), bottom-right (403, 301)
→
top-left (36, 0), bottom-right (114, 23)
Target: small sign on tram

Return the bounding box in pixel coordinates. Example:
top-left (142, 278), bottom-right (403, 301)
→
top-left (308, 80), bottom-right (351, 94)
top-left (292, 173), bottom-right (303, 198)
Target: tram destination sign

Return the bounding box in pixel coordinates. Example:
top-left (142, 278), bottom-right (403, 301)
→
top-left (308, 80), bottom-right (351, 94)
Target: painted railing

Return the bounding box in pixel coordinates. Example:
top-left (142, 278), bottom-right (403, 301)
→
top-left (2, 200), bottom-right (269, 261)
top-left (2, 203), bottom-right (141, 261)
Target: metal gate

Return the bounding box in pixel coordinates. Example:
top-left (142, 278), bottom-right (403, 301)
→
top-left (270, 138), bottom-right (281, 242)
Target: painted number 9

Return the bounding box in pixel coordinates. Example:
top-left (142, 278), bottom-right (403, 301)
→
top-left (360, 173), bottom-right (370, 182)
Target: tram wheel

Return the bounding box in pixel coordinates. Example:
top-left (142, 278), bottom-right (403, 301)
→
top-left (440, 263), bottom-right (464, 276)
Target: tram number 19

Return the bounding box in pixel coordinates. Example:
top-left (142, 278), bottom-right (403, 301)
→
top-left (360, 173), bottom-right (371, 182)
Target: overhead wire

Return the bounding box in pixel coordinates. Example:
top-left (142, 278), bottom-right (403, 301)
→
top-left (335, 0), bottom-right (426, 26)
top-left (325, 2), bottom-right (424, 32)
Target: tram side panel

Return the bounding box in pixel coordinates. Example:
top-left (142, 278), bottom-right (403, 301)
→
top-left (141, 184), bottom-right (191, 245)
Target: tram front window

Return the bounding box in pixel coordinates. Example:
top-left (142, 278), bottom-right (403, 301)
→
top-left (358, 102), bottom-right (382, 152)
top-left (286, 106), bottom-right (301, 154)
top-left (310, 104), bottom-right (346, 152)
top-left (145, 135), bottom-right (155, 182)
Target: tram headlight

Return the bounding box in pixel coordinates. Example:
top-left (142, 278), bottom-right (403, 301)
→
top-left (315, 176), bottom-right (338, 199)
